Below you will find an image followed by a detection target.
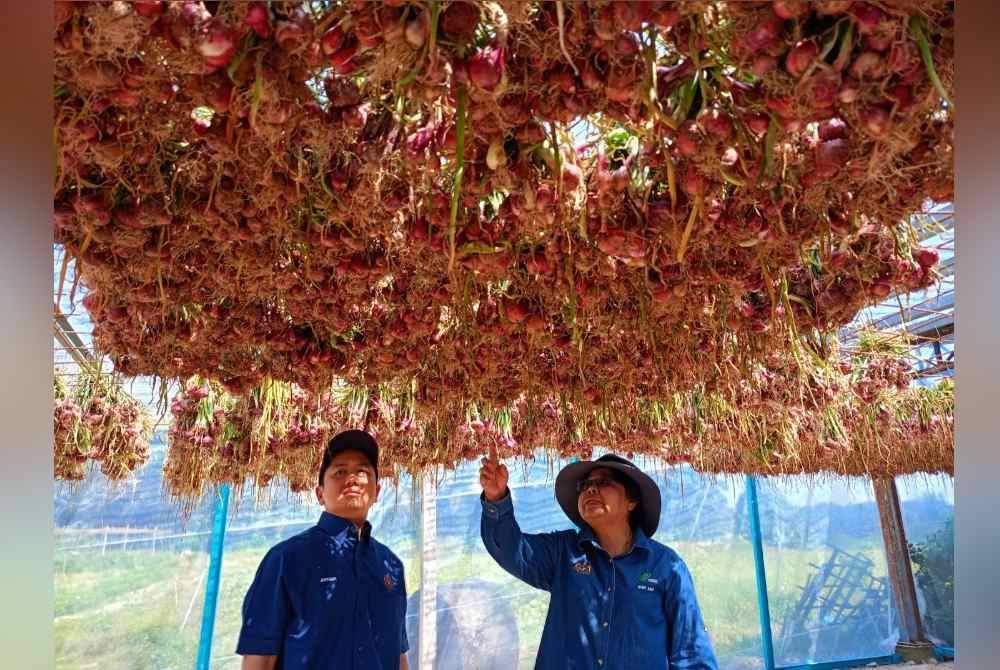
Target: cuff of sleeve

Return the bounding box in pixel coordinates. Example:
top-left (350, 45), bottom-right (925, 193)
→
top-left (480, 489), bottom-right (513, 519)
top-left (236, 632), bottom-right (283, 656)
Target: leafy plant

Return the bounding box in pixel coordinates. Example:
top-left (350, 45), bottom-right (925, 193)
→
top-left (908, 517), bottom-right (954, 645)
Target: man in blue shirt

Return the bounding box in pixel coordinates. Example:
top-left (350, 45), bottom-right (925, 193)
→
top-left (237, 430), bottom-right (410, 670)
top-left (480, 452), bottom-right (718, 670)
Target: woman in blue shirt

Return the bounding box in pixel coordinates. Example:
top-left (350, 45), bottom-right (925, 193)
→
top-left (480, 452), bottom-right (718, 670)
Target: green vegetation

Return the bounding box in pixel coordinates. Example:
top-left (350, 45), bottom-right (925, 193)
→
top-left (55, 533), bottom-right (894, 670)
top-left (909, 518), bottom-right (954, 646)
top-left (55, 549), bottom-right (207, 670)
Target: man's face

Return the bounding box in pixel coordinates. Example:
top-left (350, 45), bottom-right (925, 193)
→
top-left (576, 467), bottom-right (637, 530)
top-left (316, 449), bottom-right (380, 523)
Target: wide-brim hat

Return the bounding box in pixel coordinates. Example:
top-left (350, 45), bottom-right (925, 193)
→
top-left (555, 454), bottom-right (661, 537)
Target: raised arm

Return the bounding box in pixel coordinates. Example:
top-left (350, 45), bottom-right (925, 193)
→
top-left (479, 449), bottom-right (562, 591)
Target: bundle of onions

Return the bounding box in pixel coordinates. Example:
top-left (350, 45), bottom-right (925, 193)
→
top-left (53, 371), bottom-right (153, 482)
top-left (51, 0), bottom-right (953, 480)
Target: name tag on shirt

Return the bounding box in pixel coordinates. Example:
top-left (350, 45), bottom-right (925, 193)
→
top-left (637, 572), bottom-right (658, 592)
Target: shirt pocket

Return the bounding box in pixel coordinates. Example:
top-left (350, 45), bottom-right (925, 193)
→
top-left (555, 566), bottom-right (604, 616)
top-left (305, 560), bottom-right (353, 617)
top-left (632, 575), bottom-right (667, 622)
top-left (367, 557), bottom-right (406, 623)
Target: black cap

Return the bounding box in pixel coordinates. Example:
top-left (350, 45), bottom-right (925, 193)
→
top-left (318, 429), bottom-right (379, 486)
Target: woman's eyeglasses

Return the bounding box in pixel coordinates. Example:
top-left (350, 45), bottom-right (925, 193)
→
top-left (576, 476), bottom-right (618, 494)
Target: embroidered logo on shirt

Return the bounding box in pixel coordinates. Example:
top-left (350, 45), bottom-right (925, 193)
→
top-left (573, 560), bottom-right (592, 574)
top-left (384, 574), bottom-right (395, 591)
top-left (320, 576), bottom-right (338, 601)
top-left (637, 572), bottom-right (659, 592)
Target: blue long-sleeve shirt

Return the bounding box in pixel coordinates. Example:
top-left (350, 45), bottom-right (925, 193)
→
top-left (481, 491), bottom-right (718, 670)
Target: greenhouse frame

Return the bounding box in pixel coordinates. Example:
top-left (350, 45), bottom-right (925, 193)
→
top-left (55, 211), bottom-right (954, 668)
top-left (52, 1), bottom-right (957, 669)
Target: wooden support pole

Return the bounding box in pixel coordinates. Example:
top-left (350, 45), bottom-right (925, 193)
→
top-left (872, 478), bottom-right (935, 662)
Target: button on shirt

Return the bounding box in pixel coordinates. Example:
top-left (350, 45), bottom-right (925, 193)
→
top-left (481, 493), bottom-right (718, 670)
top-left (237, 512), bottom-right (408, 670)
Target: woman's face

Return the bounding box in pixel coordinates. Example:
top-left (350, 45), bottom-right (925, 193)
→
top-left (577, 467), bottom-right (637, 530)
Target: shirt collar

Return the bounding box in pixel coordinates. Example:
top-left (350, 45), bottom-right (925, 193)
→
top-left (318, 511), bottom-right (372, 542)
top-left (577, 525), bottom-right (651, 556)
